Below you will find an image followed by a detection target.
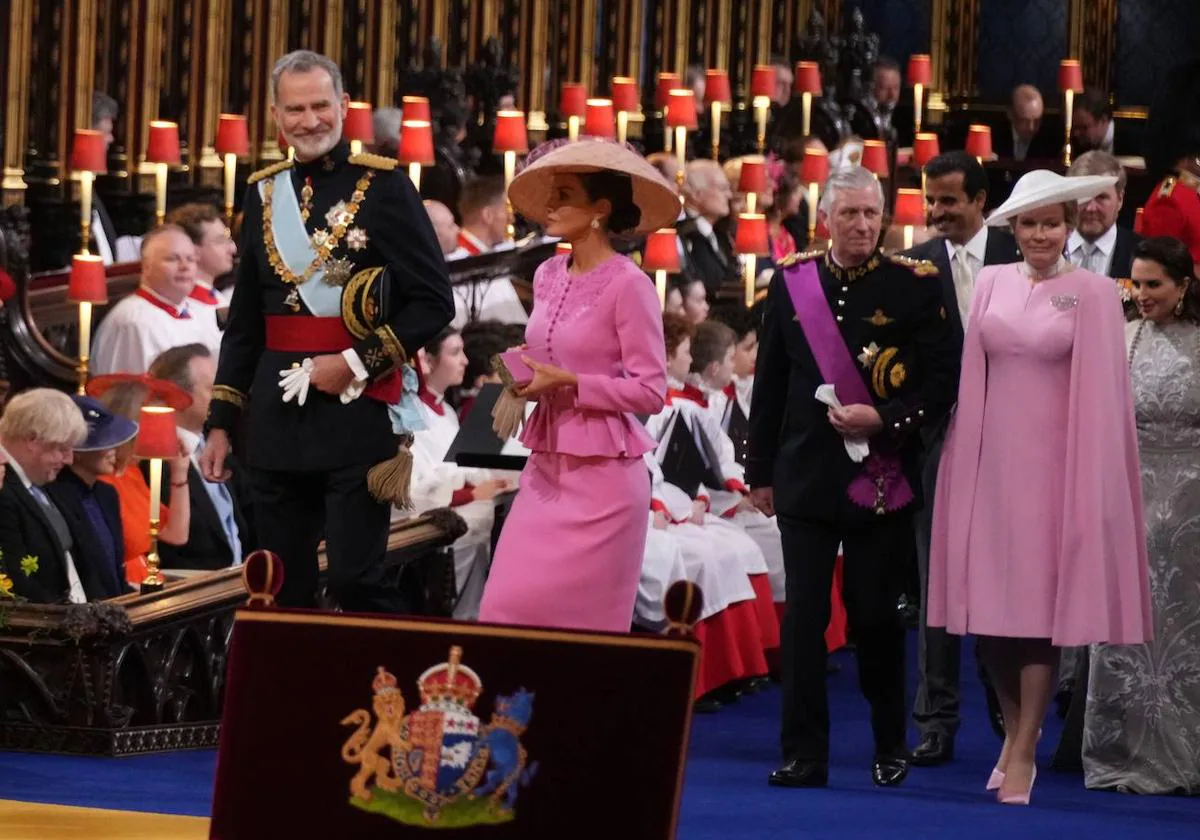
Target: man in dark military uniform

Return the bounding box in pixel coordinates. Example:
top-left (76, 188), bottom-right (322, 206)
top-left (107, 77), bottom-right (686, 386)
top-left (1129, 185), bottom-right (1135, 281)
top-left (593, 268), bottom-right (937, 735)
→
top-left (201, 50), bottom-right (453, 613)
top-left (748, 166), bottom-right (959, 789)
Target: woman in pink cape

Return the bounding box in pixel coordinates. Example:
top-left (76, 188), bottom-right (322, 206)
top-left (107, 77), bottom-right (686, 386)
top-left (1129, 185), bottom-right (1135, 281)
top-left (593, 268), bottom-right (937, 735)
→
top-left (477, 139), bottom-right (677, 633)
top-left (927, 170), bottom-right (1152, 805)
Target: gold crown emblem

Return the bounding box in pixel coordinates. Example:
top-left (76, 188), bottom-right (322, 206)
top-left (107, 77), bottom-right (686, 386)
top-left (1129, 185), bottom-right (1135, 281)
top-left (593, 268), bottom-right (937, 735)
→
top-left (372, 666), bottom-right (400, 695)
top-left (416, 646), bottom-right (483, 709)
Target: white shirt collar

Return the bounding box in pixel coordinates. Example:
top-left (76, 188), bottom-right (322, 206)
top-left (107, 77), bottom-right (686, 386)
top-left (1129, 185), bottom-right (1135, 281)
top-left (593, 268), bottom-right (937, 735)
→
top-left (693, 215), bottom-right (715, 239)
top-left (1068, 223), bottom-right (1118, 257)
top-left (1101, 120), bottom-right (1115, 153)
top-left (0, 443), bottom-right (33, 491)
top-left (177, 427), bottom-right (202, 458)
top-left (945, 225), bottom-right (989, 265)
top-left (686, 374), bottom-right (718, 398)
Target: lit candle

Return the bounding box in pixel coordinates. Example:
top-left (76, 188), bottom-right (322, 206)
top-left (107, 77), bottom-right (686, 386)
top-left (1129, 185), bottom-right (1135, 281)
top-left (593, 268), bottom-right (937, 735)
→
top-left (567, 115), bottom-right (580, 141)
top-left (408, 162), bottom-right (422, 191)
top-left (503, 150), bottom-right (516, 189)
top-left (77, 301), bottom-right (92, 395)
top-left (350, 139), bottom-right (363, 156)
top-left (753, 98), bottom-right (769, 154)
top-left (154, 162), bottom-right (168, 226)
top-left (148, 458), bottom-right (163, 523)
top-left (616, 111), bottom-right (629, 145)
top-left (801, 92), bottom-right (812, 137)
top-left (79, 172), bottom-right (94, 252)
top-left (223, 152), bottom-right (237, 223)
top-left (743, 257), bottom-right (756, 309)
top-left (655, 269), bottom-right (667, 309)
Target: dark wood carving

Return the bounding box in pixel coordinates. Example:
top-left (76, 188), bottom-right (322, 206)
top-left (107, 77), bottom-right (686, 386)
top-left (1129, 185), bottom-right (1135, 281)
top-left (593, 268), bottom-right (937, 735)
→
top-left (0, 515), bottom-right (464, 756)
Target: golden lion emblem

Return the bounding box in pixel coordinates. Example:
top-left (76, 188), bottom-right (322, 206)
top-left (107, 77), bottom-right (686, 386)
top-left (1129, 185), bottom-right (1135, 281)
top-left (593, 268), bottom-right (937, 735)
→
top-left (340, 666), bottom-right (411, 802)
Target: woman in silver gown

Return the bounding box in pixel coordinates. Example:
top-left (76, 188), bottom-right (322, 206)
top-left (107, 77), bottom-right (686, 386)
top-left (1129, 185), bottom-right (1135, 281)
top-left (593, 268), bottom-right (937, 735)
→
top-left (1084, 236), bottom-right (1200, 794)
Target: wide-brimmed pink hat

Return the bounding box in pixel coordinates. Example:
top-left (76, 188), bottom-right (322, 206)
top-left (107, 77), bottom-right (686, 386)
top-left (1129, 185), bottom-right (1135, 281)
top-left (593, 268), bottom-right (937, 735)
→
top-left (508, 138), bottom-right (681, 235)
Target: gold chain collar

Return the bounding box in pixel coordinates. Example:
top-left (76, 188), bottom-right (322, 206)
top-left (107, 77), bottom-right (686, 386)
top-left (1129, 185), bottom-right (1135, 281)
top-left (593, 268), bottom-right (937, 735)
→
top-left (262, 170), bottom-right (375, 287)
top-left (823, 249), bottom-right (882, 283)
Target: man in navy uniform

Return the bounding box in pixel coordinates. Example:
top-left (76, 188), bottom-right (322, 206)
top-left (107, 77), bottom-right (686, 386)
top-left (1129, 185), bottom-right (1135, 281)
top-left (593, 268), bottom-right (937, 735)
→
top-left (749, 166), bottom-right (959, 788)
top-left (201, 50), bottom-right (453, 612)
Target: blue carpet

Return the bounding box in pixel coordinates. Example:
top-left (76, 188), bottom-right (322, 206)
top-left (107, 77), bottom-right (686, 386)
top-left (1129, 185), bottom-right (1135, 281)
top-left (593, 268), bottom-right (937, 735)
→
top-left (2, 642), bottom-right (1199, 836)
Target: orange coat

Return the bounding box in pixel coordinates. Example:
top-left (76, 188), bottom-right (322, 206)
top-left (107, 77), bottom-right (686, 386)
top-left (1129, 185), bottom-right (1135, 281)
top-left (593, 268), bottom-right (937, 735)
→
top-left (99, 464), bottom-right (170, 585)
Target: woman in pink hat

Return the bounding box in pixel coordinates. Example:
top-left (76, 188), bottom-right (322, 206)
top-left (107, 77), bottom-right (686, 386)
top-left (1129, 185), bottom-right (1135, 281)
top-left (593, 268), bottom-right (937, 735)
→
top-left (477, 140), bottom-right (679, 633)
top-left (927, 169), bottom-right (1152, 804)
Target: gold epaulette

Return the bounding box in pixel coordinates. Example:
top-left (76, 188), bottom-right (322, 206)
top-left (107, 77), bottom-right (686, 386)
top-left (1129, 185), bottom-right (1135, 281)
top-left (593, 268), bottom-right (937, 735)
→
top-left (1159, 175), bottom-right (1178, 198)
top-left (778, 248), bottom-right (826, 267)
top-left (247, 159), bottom-right (294, 184)
top-left (888, 253), bottom-right (939, 276)
top-left (349, 152), bottom-right (398, 171)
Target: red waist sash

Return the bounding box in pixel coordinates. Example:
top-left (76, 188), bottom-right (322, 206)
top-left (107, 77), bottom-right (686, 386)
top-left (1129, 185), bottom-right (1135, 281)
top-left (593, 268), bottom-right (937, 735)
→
top-left (264, 316), bottom-right (402, 404)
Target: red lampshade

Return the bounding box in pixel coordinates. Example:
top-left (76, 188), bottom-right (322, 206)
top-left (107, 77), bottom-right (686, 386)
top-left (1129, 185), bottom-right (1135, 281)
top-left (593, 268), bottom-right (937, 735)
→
top-left (134, 406), bottom-right (178, 460)
top-left (584, 98), bottom-right (616, 139)
top-left (1059, 59), bottom-right (1084, 93)
top-left (908, 54), bottom-right (932, 87)
top-left (146, 120), bottom-right (181, 165)
top-left (402, 96), bottom-right (431, 122)
top-left (815, 218), bottom-right (830, 240)
top-left (1134, 206), bottom-right (1144, 235)
top-left (861, 139), bottom-right (889, 177)
top-left (893, 188), bottom-right (925, 226)
top-left (493, 110), bottom-right (528, 153)
top-left (611, 77), bottom-right (640, 112)
top-left (344, 102), bottom-right (374, 143)
top-left (738, 156), bottom-right (768, 194)
top-left (397, 120), bottom-right (435, 165)
top-left (67, 254), bottom-right (107, 304)
top-left (643, 229), bottom-right (681, 273)
top-left (795, 61), bottom-right (822, 95)
top-left (734, 213), bottom-right (769, 256)
top-left (560, 82), bottom-right (587, 118)
top-left (666, 89), bottom-right (698, 129)
top-left (750, 65), bottom-right (775, 100)
top-left (914, 132), bottom-right (940, 166)
top-left (800, 148), bottom-right (830, 186)
top-left (214, 114), bottom-right (250, 157)
top-left (705, 70), bottom-right (731, 106)
top-left (656, 72), bottom-right (682, 109)
top-left (965, 124), bottom-right (993, 160)
top-left (71, 129), bottom-right (107, 173)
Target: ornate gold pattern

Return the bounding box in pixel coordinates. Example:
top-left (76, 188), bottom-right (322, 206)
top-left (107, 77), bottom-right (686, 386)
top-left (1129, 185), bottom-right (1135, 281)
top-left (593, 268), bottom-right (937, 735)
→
top-left (212, 385), bottom-right (247, 409)
top-left (261, 169), bottom-right (376, 287)
top-left (864, 309), bottom-right (895, 327)
top-left (871, 347), bottom-right (899, 399)
top-left (247, 159), bottom-right (295, 184)
top-left (376, 326), bottom-right (406, 366)
top-left (349, 152), bottom-right (399, 171)
top-left (889, 363), bottom-right (907, 389)
top-left (343, 266), bottom-right (384, 339)
top-left (300, 178), bottom-right (314, 221)
top-left (889, 254), bottom-right (939, 276)
top-left (824, 251), bottom-right (881, 283)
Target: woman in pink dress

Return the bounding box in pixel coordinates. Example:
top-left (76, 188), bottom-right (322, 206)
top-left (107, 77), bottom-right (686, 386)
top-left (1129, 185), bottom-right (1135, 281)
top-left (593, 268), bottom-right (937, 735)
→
top-left (928, 170), bottom-right (1152, 804)
top-left (477, 139), bottom-right (679, 632)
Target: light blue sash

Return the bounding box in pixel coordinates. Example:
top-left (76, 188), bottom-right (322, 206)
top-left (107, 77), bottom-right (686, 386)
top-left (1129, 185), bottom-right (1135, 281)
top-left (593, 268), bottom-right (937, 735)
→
top-left (261, 169), bottom-right (424, 435)
top-left (260, 171), bottom-right (344, 317)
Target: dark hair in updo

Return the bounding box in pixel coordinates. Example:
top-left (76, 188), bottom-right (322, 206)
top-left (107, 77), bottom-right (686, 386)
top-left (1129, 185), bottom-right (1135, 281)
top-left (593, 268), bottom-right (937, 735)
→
top-left (1134, 236), bottom-right (1200, 323)
top-left (577, 171), bottom-right (642, 235)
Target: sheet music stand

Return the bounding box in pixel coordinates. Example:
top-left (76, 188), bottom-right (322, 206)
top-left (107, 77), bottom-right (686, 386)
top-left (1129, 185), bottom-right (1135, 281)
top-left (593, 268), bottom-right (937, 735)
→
top-left (445, 383), bottom-right (530, 471)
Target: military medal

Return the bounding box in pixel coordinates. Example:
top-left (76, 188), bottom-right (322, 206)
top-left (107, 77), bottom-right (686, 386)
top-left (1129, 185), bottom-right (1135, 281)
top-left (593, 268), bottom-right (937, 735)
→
top-left (323, 257), bottom-right (355, 287)
top-left (311, 228), bottom-right (332, 249)
top-left (346, 227), bottom-right (368, 251)
top-left (325, 200), bottom-right (351, 228)
top-left (284, 287), bottom-right (301, 311)
top-left (857, 342), bottom-right (881, 369)
top-left (299, 178), bottom-right (314, 222)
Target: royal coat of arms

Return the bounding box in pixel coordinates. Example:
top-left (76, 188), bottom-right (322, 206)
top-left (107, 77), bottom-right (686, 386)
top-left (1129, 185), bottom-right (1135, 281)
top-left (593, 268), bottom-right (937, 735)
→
top-left (340, 646), bottom-right (537, 827)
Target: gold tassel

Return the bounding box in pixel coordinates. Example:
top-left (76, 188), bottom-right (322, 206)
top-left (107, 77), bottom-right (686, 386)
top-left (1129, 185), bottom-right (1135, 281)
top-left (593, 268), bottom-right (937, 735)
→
top-left (491, 388), bottom-right (528, 440)
top-left (367, 436), bottom-right (414, 509)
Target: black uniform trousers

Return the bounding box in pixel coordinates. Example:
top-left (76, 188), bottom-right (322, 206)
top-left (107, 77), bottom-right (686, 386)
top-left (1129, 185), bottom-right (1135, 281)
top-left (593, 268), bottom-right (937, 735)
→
top-left (778, 509), bottom-right (910, 763)
top-left (250, 463), bottom-right (408, 614)
top-left (912, 426), bottom-right (998, 739)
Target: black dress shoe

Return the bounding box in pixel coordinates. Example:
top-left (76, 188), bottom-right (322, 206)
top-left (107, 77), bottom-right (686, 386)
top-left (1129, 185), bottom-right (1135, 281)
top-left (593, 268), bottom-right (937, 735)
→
top-left (693, 694), bottom-right (723, 714)
top-left (910, 733), bottom-right (954, 766)
top-left (871, 756), bottom-right (910, 787)
top-left (768, 759), bottom-right (829, 788)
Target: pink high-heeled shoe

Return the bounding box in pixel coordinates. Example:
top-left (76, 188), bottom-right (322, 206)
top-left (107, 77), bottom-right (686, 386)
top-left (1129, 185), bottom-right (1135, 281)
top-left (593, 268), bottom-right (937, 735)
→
top-left (986, 768), bottom-right (1005, 791)
top-left (998, 766), bottom-right (1037, 805)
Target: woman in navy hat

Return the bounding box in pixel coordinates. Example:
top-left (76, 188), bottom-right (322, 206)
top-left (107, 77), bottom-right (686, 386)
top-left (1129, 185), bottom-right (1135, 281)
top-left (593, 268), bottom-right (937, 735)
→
top-left (46, 396), bottom-right (140, 598)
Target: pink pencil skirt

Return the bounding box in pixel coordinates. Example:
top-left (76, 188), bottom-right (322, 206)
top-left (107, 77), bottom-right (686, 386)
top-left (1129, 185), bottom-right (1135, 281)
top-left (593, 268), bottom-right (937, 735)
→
top-left (478, 451), bottom-right (650, 633)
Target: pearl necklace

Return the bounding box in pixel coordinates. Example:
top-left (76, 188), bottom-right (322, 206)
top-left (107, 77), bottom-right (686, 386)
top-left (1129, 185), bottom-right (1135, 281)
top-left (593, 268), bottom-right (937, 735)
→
top-left (1128, 318), bottom-right (1148, 369)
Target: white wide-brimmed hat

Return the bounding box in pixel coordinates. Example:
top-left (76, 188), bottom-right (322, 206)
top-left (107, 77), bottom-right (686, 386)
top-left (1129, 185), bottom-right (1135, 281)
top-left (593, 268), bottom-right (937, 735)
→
top-left (985, 169), bottom-right (1119, 226)
top-left (508, 138), bottom-right (681, 235)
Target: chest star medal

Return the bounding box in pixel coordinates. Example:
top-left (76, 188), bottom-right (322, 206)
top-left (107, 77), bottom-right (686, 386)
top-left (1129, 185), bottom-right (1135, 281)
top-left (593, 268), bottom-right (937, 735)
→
top-left (858, 341), bottom-right (881, 369)
top-left (346, 227), bottom-right (368, 251)
top-left (323, 257), bottom-right (355, 287)
top-left (284, 287), bottom-right (301, 312)
top-left (325, 200), bottom-right (351, 229)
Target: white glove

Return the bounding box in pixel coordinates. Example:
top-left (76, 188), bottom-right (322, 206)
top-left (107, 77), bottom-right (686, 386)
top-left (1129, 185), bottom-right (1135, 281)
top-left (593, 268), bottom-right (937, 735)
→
top-left (279, 358), bottom-right (314, 406)
top-left (340, 379), bottom-right (365, 404)
top-left (815, 384), bottom-right (870, 463)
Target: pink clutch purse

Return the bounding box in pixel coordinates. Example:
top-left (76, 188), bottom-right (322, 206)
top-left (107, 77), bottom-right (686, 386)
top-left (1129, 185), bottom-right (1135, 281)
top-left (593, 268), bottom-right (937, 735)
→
top-left (493, 346), bottom-right (552, 387)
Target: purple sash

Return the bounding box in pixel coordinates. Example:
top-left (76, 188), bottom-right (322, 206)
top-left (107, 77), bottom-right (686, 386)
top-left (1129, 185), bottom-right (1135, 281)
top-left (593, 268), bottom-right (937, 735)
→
top-left (782, 259), bottom-right (913, 515)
